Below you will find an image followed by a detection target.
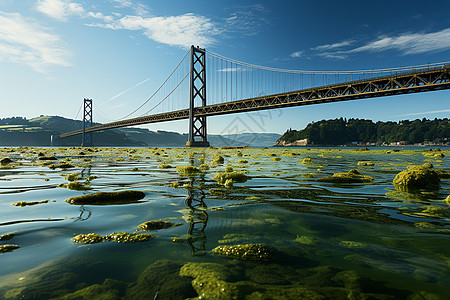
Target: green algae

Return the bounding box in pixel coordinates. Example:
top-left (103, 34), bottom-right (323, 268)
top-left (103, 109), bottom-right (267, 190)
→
top-left (138, 220), bottom-right (182, 231)
top-left (59, 181), bottom-right (90, 191)
top-left (212, 243), bottom-right (276, 261)
top-left (393, 163), bottom-right (441, 192)
top-left (65, 190), bottom-right (146, 205)
top-left (12, 200), bottom-right (53, 207)
top-left (176, 165), bottom-right (200, 176)
top-left (212, 154), bottom-right (225, 164)
top-left (158, 163), bottom-right (173, 169)
top-left (295, 235), bottom-right (318, 245)
top-left (199, 163), bottom-right (210, 171)
top-left (64, 173), bottom-right (79, 181)
top-left (0, 244), bottom-right (19, 253)
top-left (301, 158), bottom-right (313, 164)
top-left (318, 169), bottom-right (374, 183)
top-left (357, 161), bottom-right (375, 166)
top-left (213, 171), bottom-right (249, 187)
top-left (0, 233), bottom-right (14, 241)
top-left (72, 232), bottom-right (154, 244)
top-left (339, 241), bottom-right (367, 249)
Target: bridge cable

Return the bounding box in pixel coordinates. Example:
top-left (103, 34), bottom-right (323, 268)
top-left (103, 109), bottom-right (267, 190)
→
top-left (118, 49), bottom-right (190, 120)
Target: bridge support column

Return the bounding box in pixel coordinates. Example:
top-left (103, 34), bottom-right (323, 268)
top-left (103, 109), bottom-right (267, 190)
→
top-left (186, 45), bottom-right (210, 147)
top-left (82, 98), bottom-right (93, 147)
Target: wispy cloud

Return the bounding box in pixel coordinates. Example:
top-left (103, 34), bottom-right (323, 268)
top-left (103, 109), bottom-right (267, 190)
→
top-left (225, 4), bottom-right (268, 36)
top-left (311, 40), bottom-right (354, 51)
top-left (102, 76), bottom-right (152, 105)
top-left (89, 13), bottom-right (219, 48)
top-left (395, 109), bottom-right (450, 117)
top-left (36, 0), bottom-right (84, 21)
top-left (311, 28), bottom-right (450, 60)
top-left (290, 51), bottom-right (303, 58)
top-left (0, 11), bottom-right (71, 71)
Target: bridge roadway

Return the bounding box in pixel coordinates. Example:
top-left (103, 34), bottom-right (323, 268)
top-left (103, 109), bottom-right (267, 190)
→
top-left (60, 65), bottom-right (450, 138)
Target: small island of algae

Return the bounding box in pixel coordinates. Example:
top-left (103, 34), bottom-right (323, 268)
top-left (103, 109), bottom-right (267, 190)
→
top-left (65, 190), bottom-right (146, 205)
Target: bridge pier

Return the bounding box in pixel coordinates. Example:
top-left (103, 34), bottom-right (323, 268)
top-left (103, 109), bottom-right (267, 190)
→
top-left (81, 98), bottom-right (93, 147)
top-left (186, 46), bottom-right (210, 148)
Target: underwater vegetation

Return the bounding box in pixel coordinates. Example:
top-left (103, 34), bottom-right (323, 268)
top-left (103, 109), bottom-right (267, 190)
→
top-left (213, 171), bottom-right (249, 187)
top-left (72, 232), bottom-right (154, 244)
top-left (176, 165), bottom-right (200, 176)
top-left (65, 190), bottom-right (146, 205)
top-left (212, 243), bottom-right (276, 261)
top-left (138, 220), bottom-right (181, 231)
top-left (12, 200), bottom-right (54, 207)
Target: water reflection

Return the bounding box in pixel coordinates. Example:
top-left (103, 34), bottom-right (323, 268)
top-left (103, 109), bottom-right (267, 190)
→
top-left (185, 180), bottom-right (208, 256)
top-left (74, 205), bottom-right (92, 222)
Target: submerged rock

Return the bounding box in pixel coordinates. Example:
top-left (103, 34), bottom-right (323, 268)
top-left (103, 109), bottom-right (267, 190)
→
top-left (212, 243), bottom-right (276, 261)
top-left (138, 220), bottom-right (182, 231)
top-left (57, 278), bottom-right (128, 300)
top-left (65, 190), bottom-right (146, 205)
top-left (318, 169), bottom-right (373, 183)
top-left (393, 163), bottom-right (440, 192)
top-left (0, 244), bottom-right (19, 253)
top-left (72, 232), bottom-right (154, 244)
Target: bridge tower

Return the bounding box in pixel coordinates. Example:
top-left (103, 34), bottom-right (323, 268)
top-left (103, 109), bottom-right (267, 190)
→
top-left (186, 45), bottom-right (210, 147)
top-left (81, 98), bottom-right (93, 147)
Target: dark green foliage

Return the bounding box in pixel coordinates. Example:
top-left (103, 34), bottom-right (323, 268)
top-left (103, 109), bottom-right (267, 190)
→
top-left (278, 118), bottom-right (449, 145)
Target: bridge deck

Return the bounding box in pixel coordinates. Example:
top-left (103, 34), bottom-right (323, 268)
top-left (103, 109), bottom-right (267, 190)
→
top-left (60, 65), bottom-right (450, 138)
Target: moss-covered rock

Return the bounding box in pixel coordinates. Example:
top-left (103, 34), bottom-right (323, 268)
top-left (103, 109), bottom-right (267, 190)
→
top-left (138, 220), bottom-right (182, 231)
top-left (213, 171), bottom-right (249, 187)
top-left (158, 163), bottom-right (173, 169)
top-left (176, 165), bottom-right (200, 176)
top-left (65, 190), bottom-right (146, 205)
top-left (0, 244), bottom-right (19, 253)
top-left (393, 163), bottom-right (440, 192)
top-left (212, 243), bottom-right (276, 261)
top-left (56, 278), bottom-right (128, 300)
top-left (301, 158), bottom-right (312, 164)
top-left (0, 157), bottom-right (13, 165)
top-left (72, 232), bottom-right (154, 244)
top-left (318, 169), bottom-right (373, 183)
top-left (212, 154), bottom-right (225, 164)
top-left (59, 181), bottom-right (90, 191)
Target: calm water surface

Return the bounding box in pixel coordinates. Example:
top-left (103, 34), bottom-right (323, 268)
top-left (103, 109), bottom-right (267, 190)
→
top-left (0, 147), bottom-right (449, 299)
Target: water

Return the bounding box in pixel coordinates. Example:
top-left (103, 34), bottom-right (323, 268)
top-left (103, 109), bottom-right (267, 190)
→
top-left (0, 147), bottom-right (449, 299)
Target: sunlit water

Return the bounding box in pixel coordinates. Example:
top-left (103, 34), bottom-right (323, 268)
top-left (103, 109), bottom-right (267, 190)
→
top-left (0, 147), bottom-right (449, 299)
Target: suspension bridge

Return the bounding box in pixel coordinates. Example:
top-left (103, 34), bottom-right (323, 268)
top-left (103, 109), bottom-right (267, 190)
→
top-left (60, 46), bottom-right (450, 147)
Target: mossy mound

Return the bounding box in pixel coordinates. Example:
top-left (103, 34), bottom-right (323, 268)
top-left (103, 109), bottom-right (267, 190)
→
top-left (199, 163), bottom-right (210, 171)
top-left (212, 243), bottom-right (276, 261)
top-left (56, 278), bottom-right (129, 300)
top-left (434, 168), bottom-right (450, 179)
top-left (38, 156), bottom-right (57, 161)
top-left (50, 162), bottom-right (74, 169)
top-left (72, 232), bottom-right (154, 244)
top-left (59, 181), bottom-right (90, 191)
top-left (0, 157), bottom-right (13, 165)
top-left (0, 244), bottom-right (19, 253)
top-left (176, 165), bottom-right (200, 176)
top-left (138, 220), bottom-right (182, 231)
top-left (318, 169), bottom-right (373, 183)
top-left (213, 171), bottom-right (249, 187)
top-left (65, 190), bottom-right (146, 205)
top-left (12, 200), bottom-right (52, 207)
top-left (301, 158), bottom-right (312, 164)
top-left (212, 155), bottom-right (225, 164)
top-left (64, 173), bottom-right (79, 181)
top-left (393, 163), bottom-right (441, 192)
top-left (444, 195), bottom-right (450, 204)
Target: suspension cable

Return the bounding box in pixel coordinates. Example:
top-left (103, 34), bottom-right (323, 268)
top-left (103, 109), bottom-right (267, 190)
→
top-left (207, 50), bottom-right (449, 74)
top-left (118, 49), bottom-right (190, 120)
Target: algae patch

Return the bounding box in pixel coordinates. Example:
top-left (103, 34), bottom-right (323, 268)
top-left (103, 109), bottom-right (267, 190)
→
top-left (12, 200), bottom-right (54, 207)
top-left (72, 232), bottom-right (154, 244)
top-left (212, 243), bottom-right (276, 261)
top-left (0, 244), bottom-right (20, 253)
top-left (138, 221), bottom-right (182, 231)
top-left (393, 163), bottom-right (441, 192)
top-left (65, 190), bottom-right (146, 205)
top-left (318, 169), bottom-right (373, 183)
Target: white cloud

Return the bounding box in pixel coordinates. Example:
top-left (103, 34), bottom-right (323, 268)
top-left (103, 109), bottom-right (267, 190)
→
top-left (36, 0), bottom-right (84, 21)
top-left (348, 28), bottom-right (450, 55)
top-left (0, 11), bottom-right (71, 71)
top-left (311, 40), bottom-right (353, 51)
top-left (111, 0), bottom-right (132, 7)
top-left (290, 51), bottom-right (303, 58)
top-left (90, 13), bottom-right (219, 48)
top-left (312, 28), bottom-right (450, 59)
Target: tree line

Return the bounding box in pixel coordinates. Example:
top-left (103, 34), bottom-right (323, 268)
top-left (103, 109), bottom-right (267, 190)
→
top-left (279, 118), bottom-right (449, 145)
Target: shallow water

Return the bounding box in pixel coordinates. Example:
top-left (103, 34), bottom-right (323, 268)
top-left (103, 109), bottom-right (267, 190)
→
top-left (0, 147), bottom-right (449, 299)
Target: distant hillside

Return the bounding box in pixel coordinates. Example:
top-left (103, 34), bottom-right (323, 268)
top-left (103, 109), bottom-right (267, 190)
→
top-left (0, 116), bottom-right (280, 147)
top-left (275, 118), bottom-right (450, 146)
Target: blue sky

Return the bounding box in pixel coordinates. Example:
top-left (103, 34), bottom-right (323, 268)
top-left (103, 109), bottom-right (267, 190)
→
top-left (0, 0), bottom-right (449, 135)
